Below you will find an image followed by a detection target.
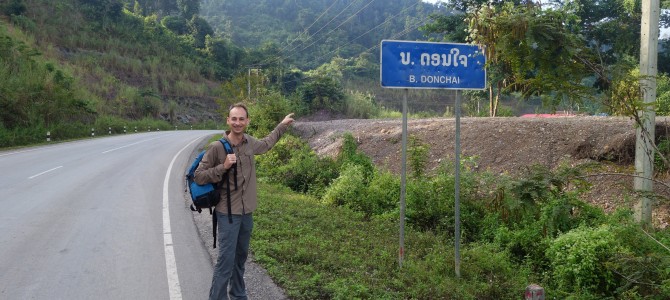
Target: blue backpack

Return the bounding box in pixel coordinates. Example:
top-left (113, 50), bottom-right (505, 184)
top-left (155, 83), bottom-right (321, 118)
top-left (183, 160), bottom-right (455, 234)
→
top-left (185, 138), bottom-right (237, 248)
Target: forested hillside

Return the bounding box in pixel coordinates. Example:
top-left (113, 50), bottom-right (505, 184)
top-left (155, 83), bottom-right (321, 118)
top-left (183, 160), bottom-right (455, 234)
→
top-left (201, 0), bottom-right (446, 70)
top-left (3, 0), bottom-right (670, 148)
top-left (0, 0), bottom-right (449, 146)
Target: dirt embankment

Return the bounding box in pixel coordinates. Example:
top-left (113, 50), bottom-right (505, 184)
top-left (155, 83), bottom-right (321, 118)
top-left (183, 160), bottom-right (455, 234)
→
top-left (292, 116), bottom-right (670, 228)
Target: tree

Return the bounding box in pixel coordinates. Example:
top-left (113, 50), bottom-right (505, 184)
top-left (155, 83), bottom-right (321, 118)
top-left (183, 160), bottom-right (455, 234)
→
top-left (189, 15), bottom-right (213, 48)
top-left (161, 16), bottom-right (189, 35)
top-left (0, 0), bottom-right (26, 16)
top-left (177, 0), bottom-right (199, 19)
top-left (299, 75), bottom-right (345, 113)
top-left (464, 2), bottom-right (599, 116)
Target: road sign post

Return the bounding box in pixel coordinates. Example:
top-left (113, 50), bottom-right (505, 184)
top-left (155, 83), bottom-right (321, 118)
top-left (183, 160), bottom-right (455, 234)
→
top-left (380, 40), bottom-right (486, 275)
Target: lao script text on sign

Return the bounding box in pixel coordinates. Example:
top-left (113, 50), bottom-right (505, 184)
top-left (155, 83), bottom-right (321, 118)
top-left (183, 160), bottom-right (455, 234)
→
top-left (380, 40), bottom-right (486, 90)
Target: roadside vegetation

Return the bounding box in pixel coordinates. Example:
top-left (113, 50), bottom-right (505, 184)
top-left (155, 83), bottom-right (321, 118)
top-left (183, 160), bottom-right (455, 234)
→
top-left (4, 0), bottom-right (670, 298)
top-left (250, 129), bottom-right (670, 299)
top-left (200, 109), bottom-right (669, 299)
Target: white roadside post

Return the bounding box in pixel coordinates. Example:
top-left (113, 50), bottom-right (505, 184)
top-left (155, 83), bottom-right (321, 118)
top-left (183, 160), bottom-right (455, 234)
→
top-left (635, 0), bottom-right (660, 226)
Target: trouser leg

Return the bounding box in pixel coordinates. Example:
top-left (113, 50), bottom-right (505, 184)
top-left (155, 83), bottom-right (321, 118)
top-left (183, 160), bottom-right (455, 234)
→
top-left (229, 213), bottom-right (253, 300)
top-left (209, 212), bottom-right (241, 300)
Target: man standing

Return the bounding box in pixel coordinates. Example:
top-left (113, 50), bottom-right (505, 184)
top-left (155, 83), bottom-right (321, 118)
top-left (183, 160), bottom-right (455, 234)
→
top-left (194, 103), bottom-right (294, 300)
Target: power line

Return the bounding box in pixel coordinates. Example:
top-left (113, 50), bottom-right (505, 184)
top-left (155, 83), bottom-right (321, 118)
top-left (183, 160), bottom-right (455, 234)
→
top-left (249, 1), bottom-right (429, 71)
top-left (307, 1), bottom-right (424, 64)
top-left (294, 0), bottom-right (377, 54)
top-left (278, 0), bottom-right (341, 54)
top-left (282, 0), bottom-right (364, 55)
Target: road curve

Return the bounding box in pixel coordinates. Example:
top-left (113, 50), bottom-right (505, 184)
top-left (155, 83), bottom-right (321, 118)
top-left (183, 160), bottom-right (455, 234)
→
top-left (0, 131), bottom-right (220, 300)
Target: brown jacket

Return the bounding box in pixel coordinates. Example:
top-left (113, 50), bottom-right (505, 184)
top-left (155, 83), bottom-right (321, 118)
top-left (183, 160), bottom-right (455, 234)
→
top-left (194, 123), bottom-right (288, 214)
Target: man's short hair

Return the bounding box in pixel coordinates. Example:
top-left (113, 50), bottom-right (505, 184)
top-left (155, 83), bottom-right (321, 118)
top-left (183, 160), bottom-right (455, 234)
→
top-left (228, 103), bottom-right (249, 118)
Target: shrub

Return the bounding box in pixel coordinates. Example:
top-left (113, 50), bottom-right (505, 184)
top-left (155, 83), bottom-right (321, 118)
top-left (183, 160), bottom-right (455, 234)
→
top-left (538, 193), bottom-right (605, 238)
top-left (401, 242), bottom-right (529, 299)
top-left (603, 210), bottom-right (670, 298)
top-left (546, 225), bottom-right (626, 297)
top-left (361, 170), bottom-right (400, 216)
top-left (337, 133), bottom-right (374, 183)
top-left (246, 92), bottom-right (294, 136)
top-left (322, 164), bottom-right (367, 207)
top-left (257, 135), bottom-right (339, 198)
top-left (493, 225), bottom-right (551, 273)
top-left (344, 91), bottom-right (378, 119)
top-left (161, 16), bottom-right (189, 35)
top-left (408, 136), bottom-right (429, 178)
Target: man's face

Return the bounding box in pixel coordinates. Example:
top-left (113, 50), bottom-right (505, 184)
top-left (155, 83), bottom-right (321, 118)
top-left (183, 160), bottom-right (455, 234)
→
top-left (227, 107), bottom-right (249, 134)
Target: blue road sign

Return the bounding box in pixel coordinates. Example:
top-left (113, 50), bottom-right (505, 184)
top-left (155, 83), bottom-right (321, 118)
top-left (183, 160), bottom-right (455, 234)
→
top-left (380, 40), bottom-right (486, 90)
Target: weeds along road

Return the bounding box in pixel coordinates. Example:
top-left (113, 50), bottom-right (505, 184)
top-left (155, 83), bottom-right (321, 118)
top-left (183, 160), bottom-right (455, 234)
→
top-left (0, 130), bottom-right (221, 300)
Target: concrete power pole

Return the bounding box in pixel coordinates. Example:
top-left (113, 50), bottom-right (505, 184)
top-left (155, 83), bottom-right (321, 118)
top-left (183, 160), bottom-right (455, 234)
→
top-left (636, 0), bottom-right (660, 226)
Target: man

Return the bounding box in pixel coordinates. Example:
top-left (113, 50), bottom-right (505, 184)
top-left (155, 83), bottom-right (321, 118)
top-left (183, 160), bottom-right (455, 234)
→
top-left (194, 103), bottom-right (294, 300)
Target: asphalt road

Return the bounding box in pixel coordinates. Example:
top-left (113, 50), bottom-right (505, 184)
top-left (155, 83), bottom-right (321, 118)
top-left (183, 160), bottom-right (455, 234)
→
top-left (0, 131), bottom-right (222, 300)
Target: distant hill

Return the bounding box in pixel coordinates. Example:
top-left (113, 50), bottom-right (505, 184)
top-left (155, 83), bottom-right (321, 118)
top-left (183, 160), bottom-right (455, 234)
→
top-left (201, 0), bottom-right (448, 70)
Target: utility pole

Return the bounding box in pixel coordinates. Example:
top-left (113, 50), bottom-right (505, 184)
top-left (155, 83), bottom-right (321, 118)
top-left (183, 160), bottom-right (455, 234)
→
top-left (635, 0), bottom-right (660, 226)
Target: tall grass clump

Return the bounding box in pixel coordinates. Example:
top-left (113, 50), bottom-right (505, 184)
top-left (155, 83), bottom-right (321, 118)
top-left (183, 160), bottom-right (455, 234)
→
top-left (344, 91), bottom-right (379, 119)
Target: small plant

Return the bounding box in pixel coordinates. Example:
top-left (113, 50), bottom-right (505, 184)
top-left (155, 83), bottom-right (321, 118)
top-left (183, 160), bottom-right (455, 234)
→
top-left (408, 136), bottom-right (429, 178)
top-left (338, 133), bottom-right (374, 183)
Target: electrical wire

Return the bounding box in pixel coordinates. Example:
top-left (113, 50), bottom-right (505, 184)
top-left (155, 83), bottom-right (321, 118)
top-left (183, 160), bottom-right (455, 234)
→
top-left (252, 0), bottom-right (425, 69)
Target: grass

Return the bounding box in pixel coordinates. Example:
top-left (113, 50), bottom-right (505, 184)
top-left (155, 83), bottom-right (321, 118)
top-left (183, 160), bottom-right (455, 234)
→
top-left (252, 183), bottom-right (529, 299)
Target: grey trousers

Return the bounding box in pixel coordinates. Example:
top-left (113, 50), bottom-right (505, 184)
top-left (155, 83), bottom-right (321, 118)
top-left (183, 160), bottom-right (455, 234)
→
top-left (209, 212), bottom-right (253, 300)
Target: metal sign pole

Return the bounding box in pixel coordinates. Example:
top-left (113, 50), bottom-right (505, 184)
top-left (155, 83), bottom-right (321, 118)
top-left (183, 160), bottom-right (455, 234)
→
top-left (454, 90), bottom-right (461, 278)
top-left (399, 88), bottom-right (408, 268)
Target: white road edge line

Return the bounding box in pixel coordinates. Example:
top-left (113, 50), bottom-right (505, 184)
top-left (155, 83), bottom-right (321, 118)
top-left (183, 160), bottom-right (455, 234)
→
top-left (28, 166), bottom-right (63, 179)
top-left (163, 136), bottom-right (202, 300)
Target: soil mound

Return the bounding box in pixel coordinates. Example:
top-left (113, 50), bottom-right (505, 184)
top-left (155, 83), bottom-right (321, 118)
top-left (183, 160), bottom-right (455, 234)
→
top-left (292, 116), bottom-right (670, 228)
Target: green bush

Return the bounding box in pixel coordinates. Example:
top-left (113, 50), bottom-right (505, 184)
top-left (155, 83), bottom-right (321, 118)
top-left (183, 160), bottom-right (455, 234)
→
top-left (655, 137), bottom-right (670, 174)
top-left (603, 210), bottom-right (670, 298)
top-left (344, 91), bottom-right (379, 119)
top-left (547, 225), bottom-right (625, 297)
top-left (337, 133), bottom-right (374, 183)
top-left (257, 135), bottom-right (339, 198)
top-left (246, 92), bottom-right (294, 136)
top-left (460, 243), bottom-right (531, 299)
top-left (539, 193), bottom-right (606, 238)
top-left (361, 170), bottom-right (400, 216)
top-left (493, 225), bottom-right (551, 273)
top-left (408, 136), bottom-right (429, 178)
top-left (322, 164), bottom-right (367, 207)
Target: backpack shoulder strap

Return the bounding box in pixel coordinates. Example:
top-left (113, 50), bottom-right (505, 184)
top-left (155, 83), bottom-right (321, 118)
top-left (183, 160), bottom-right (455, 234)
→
top-left (219, 138), bottom-right (233, 154)
top-left (219, 137), bottom-right (235, 224)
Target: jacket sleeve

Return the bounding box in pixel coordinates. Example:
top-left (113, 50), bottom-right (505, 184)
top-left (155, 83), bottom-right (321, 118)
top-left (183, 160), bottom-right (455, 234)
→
top-left (250, 122), bottom-right (289, 155)
top-left (194, 141), bottom-right (227, 185)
